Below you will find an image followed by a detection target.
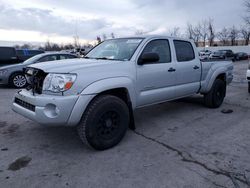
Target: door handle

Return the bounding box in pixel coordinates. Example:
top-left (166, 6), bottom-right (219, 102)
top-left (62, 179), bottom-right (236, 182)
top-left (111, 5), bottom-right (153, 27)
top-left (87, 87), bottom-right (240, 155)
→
top-left (193, 65), bottom-right (200, 70)
top-left (168, 67), bottom-right (176, 72)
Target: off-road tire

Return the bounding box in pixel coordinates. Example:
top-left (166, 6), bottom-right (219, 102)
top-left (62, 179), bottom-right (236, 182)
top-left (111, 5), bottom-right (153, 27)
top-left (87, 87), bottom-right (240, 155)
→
top-left (77, 95), bottom-right (129, 150)
top-left (204, 79), bottom-right (226, 108)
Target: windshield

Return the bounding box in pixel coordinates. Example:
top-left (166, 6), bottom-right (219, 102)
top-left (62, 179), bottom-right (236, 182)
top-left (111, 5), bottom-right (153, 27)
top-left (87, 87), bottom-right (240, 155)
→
top-left (86, 38), bottom-right (144, 61)
top-left (22, 54), bottom-right (44, 65)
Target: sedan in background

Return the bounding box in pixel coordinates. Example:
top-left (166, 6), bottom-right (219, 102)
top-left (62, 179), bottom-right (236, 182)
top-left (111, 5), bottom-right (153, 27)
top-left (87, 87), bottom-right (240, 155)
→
top-left (0, 52), bottom-right (77, 88)
top-left (235, 52), bottom-right (249, 61)
top-left (209, 50), bottom-right (235, 61)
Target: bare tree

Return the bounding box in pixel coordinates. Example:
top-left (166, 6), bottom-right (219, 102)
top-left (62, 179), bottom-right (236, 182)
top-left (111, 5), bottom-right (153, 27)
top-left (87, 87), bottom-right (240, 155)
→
top-left (244, 0), bottom-right (250, 25)
top-left (229, 26), bottom-right (239, 46)
top-left (199, 20), bottom-right (209, 47)
top-left (44, 40), bottom-right (52, 51)
top-left (135, 29), bottom-right (147, 36)
top-left (169, 27), bottom-right (180, 37)
top-left (186, 23), bottom-right (195, 40)
top-left (217, 27), bottom-right (229, 46)
top-left (208, 19), bottom-right (215, 46)
top-left (73, 35), bottom-right (80, 48)
top-left (241, 26), bottom-right (250, 45)
top-left (193, 24), bottom-right (202, 46)
top-left (96, 36), bottom-right (102, 44)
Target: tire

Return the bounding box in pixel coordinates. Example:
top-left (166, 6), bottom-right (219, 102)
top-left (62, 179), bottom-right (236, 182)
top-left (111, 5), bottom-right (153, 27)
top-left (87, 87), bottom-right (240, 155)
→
top-left (248, 82), bottom-right (250, 94)
top-left (9, 72), bottom-right (27, 88)
top-left (204, 79), bottom-right (226, 108)
top-left (77, 95), bottom-right (130, 150)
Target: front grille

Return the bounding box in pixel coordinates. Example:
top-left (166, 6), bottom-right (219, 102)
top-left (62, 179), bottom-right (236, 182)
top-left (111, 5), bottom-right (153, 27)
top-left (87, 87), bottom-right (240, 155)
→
top-left (14, 98), bottom-right (35, 112)
top-left (24, 68), bottom-right (47, 94)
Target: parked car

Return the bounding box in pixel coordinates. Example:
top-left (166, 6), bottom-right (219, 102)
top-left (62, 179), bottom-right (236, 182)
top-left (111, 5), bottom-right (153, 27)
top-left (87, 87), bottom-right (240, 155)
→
top-left (0, 47), bottom-right (22, 67)
top-left (0, 52), bottom-right (77, 88)
top-left (209, 50), bottom-right (235, 61)
top-left (0, 47), bottom-right (45, 67)
top-left (247, 63), bottom-right (250, 93)
top-left (234, 52), bottom-right (249, 61)
top-left (12, 36), bottom-right (233, 150)
top-left (199, 50), bottom-right (212, 60)
top-left (16, 49), bottom-right (44, 62)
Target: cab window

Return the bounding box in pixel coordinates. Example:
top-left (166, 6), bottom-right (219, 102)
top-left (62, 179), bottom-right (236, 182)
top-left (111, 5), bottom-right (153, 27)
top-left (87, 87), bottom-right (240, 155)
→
top-left (141, 39), bottom-right (171, 64)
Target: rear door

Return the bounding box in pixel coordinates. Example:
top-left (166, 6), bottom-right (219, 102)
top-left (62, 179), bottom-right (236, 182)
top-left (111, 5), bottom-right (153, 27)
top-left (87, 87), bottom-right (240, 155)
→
top-left (173, 40), bottom-right (201, 97)
top-left (136, 39), bottom-right (176, 107)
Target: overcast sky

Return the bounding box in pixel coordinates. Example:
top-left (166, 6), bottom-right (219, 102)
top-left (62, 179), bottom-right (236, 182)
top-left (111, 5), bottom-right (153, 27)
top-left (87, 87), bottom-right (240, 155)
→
top-left (0, 0), bottom-right (246, 44)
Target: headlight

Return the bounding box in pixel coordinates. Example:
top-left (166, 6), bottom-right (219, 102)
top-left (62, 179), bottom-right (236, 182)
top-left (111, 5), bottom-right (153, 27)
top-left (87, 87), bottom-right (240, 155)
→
top-left (0, 69), bottom-right (8, 76)
top-left (42, 73), bottom-right (77, 93)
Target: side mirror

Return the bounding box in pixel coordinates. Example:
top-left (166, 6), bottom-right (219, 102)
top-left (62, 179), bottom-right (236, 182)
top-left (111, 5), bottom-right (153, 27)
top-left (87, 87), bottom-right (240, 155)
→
top-left (138, 52), bottom-right (159, 65)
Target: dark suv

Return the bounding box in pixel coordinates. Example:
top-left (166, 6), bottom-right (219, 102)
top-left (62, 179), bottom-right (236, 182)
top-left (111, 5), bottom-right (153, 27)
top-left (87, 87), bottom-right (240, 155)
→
top-left (0, 47), bottom-right (21, 67)
top-left (209, 50), bottom-right (235, 61)
top-left (0, 47), bottom-right (45, 67)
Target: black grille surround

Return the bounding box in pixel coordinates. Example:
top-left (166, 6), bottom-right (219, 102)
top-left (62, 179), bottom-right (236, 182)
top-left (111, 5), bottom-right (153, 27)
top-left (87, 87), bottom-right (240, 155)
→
top-left (24, 68), bottom-right (47, 94)
top-left (14, 98), bottom-right (35, 112)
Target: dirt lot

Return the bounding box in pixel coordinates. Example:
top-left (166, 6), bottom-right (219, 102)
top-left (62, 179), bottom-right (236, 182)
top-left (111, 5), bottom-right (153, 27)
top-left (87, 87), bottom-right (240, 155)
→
top-left (0, 61), bottom-right (250, 188)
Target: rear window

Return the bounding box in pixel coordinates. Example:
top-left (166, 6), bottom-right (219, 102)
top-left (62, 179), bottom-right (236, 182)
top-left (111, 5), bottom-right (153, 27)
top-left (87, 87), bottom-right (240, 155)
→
top-left (60, 54), bottom-right (77, 60)
top-left (174, 40), bottom-right (195, 62)
top-left (0, 47), bottom-right (16, 60)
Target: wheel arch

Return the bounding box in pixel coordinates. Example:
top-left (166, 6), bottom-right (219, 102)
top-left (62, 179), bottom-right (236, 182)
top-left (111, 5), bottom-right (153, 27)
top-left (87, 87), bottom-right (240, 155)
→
top-left (8, 71), bottom-right (26, 86)
top-left (201, 67), bottom-right (227, 94)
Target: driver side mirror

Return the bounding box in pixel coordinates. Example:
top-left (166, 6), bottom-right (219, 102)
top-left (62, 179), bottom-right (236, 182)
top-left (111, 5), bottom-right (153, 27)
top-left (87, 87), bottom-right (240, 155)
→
top-left (138, 52), bottom-right (160, 65)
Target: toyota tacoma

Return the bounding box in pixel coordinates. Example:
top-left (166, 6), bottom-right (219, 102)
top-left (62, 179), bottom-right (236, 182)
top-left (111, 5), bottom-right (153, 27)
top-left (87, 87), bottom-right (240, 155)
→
top-left (12, 36), bottom-right (233, 150)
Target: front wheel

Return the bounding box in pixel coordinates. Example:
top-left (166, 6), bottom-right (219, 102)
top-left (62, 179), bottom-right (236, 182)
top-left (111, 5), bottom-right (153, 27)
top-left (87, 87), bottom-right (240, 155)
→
top-left (10, 73), bottom-right (27, 88)
top-left (248, 82), bottom-right (250, 93)
top-left (204, 79), bottom-right (226, 108)
top-left (77, 95), bottom-right (130, 150)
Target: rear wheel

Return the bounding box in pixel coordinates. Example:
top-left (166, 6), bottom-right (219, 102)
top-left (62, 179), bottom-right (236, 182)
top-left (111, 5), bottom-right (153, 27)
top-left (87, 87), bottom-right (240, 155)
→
top-left (204, 79), bottom-right (226, 108)
top-left (77, 95), bottom-right (129, 150)
top-left (10, 73), bottom-right (27, 88)
top-left (248, 82), bottom-right (250, 93)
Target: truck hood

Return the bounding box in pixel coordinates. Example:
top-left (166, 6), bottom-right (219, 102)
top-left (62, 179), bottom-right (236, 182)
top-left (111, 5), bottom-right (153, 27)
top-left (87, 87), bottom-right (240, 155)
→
top-left (28, 58), bottom-right (122, 73)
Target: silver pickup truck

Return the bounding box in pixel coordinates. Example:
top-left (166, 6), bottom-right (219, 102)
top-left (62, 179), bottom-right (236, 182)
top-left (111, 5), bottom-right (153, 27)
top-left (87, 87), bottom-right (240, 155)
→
top-left (12, 36), bottom-right (233, 150)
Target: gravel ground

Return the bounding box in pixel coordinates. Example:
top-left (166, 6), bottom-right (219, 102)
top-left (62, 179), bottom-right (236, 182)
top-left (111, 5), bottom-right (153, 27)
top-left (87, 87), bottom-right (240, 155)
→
top-left (0, 60), bottom-right (250, 188)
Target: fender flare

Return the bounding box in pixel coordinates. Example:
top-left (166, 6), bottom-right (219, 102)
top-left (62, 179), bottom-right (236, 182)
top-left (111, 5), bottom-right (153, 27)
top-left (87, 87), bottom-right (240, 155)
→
top-left (81, 77), bottom-right (137, 109)
top-left (201, 67), bottom-right (227, 93)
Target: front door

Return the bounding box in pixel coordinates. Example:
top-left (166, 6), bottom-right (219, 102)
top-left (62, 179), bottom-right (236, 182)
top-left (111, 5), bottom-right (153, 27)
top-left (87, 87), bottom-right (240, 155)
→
top-left (136, 39), bottom-right (176, 107)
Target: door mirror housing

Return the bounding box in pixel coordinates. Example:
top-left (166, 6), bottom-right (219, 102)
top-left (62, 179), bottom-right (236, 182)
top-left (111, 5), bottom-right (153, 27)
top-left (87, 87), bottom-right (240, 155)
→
top-left (138, 52), bottom-right (160, 65)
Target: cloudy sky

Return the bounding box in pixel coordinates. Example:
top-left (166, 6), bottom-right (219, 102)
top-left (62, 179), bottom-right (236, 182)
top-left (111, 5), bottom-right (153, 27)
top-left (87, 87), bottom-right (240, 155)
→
top-left (0, 0), bottom-right (246, 45)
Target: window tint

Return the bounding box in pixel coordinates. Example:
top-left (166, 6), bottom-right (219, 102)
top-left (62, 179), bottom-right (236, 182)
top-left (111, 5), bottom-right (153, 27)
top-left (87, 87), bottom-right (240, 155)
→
top-left (141, 40), bottom-right (171, 63)
top-left (38, 55), bottom-right (57, 62)
top-left (174, 40), bottom-right (195, 62)
top-left (0, 47), bottom-right (16, 60)
top-left (59, 55), bottom-right (76, 60)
